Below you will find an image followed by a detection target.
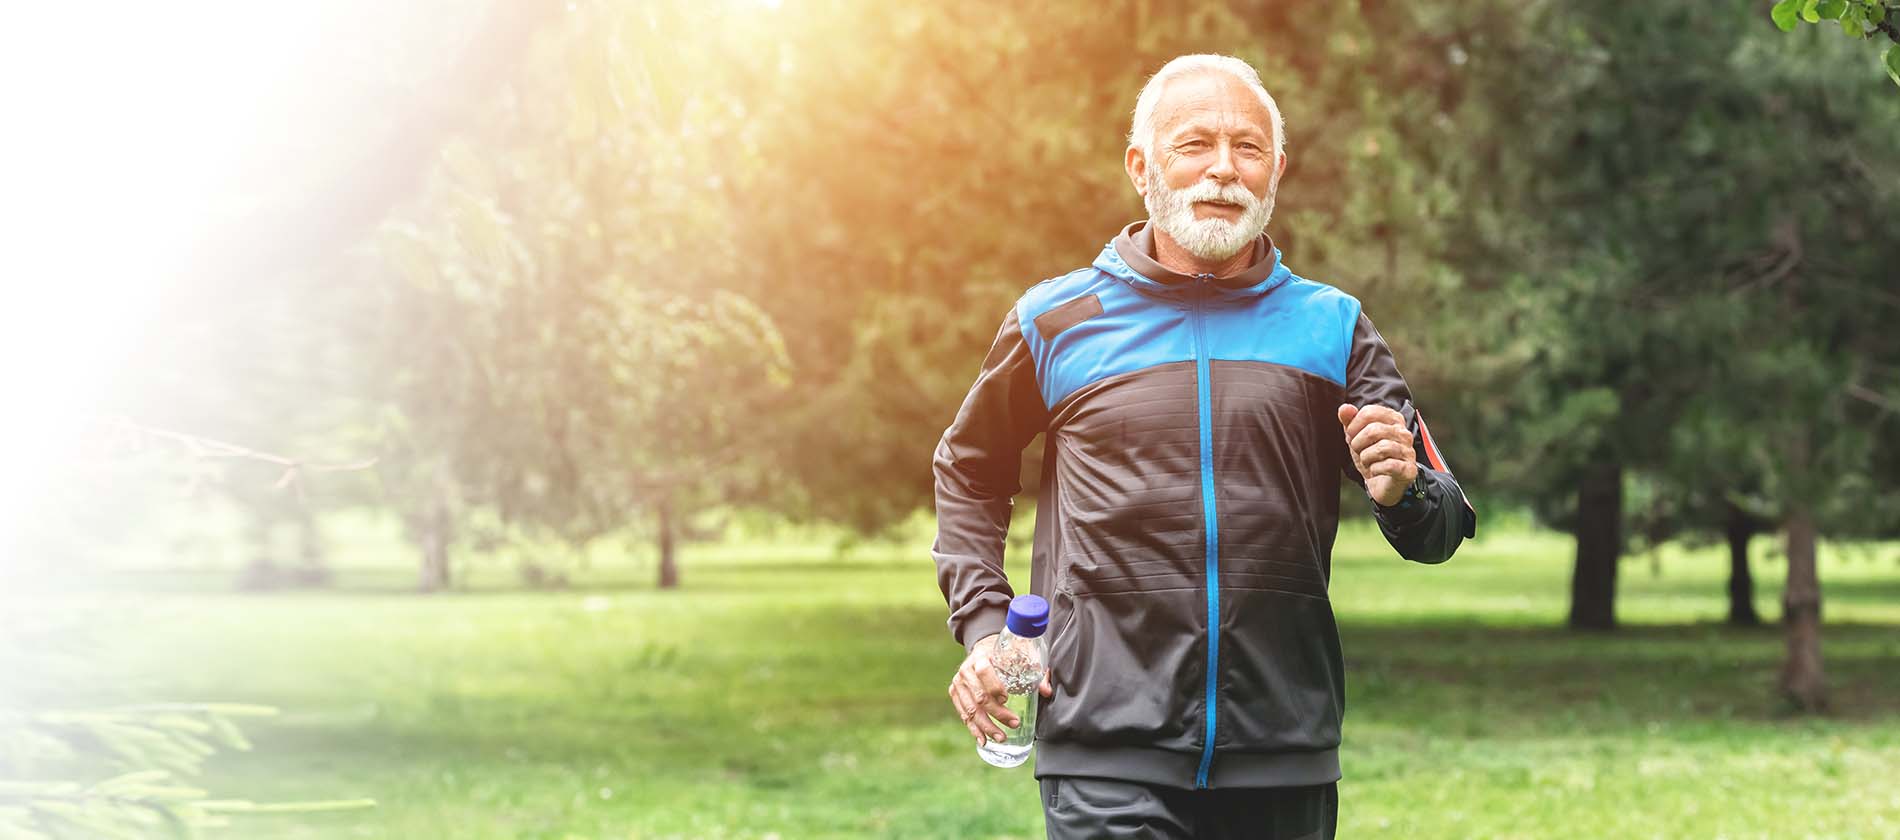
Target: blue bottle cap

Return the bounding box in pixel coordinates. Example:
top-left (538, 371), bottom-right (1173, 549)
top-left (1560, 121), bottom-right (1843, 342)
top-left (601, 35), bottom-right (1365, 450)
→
top-left (1005, 594), bottom-right (1050, 638)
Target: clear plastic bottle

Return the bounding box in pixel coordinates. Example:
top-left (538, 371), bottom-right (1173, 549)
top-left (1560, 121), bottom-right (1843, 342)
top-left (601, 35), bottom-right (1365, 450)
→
top-left (977, 594), bottom-right (1049, 768)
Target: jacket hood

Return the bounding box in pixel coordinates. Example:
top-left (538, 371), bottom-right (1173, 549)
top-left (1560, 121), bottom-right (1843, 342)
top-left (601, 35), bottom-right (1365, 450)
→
top-left (1093, 219), bottom-right (1291, 303)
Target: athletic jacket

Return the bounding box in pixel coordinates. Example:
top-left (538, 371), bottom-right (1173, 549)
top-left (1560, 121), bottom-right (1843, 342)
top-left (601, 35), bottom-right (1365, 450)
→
top-left (930, 219), bottom-right (1477, 790)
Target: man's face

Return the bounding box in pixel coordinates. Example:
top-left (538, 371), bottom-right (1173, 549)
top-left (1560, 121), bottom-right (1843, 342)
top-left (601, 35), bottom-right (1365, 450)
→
top-left (1127, 72), bottom-right (1285, 262)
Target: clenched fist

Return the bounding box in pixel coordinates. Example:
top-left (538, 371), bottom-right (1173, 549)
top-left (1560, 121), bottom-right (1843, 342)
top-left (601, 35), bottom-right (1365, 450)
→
top-left (948, 633), bottom-right (1053, 747)
top-left (1337, 403), bottom-right (1417, 508)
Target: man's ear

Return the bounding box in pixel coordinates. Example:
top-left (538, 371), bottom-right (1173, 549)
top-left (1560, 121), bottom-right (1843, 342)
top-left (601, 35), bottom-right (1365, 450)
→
top-left (1275, 148), bottom-right (1288, 180)
top-left (1124, 145), bottom-right (1149, 200)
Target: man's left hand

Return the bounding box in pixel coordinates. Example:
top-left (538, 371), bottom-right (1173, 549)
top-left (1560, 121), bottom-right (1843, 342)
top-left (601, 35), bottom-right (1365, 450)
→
top-left (1337, 404), bottom-right (1417, 507)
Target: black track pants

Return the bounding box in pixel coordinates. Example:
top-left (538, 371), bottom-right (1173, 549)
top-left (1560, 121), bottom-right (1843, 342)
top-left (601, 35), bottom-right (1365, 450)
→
top-left (1039, 775), bottom-right (1338, 840)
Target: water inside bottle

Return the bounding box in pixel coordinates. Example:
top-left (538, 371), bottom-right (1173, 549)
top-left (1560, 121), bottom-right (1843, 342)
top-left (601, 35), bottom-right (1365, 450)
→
top-left (976, 689), bottom-right (1037, 768)
top-left (977, 635), bottom-right (1043, 768)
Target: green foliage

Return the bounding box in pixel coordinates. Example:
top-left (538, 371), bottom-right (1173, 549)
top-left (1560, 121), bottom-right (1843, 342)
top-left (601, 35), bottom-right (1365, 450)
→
top-left (1770, 0), bottom-right (1900, 87)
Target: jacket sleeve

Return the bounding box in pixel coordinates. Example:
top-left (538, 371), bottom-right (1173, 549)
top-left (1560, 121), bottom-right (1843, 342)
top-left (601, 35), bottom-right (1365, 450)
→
top-left (931, 306), bottom-right (1053, 652)
top-left (1339, 311), bottom-right (1478, 565)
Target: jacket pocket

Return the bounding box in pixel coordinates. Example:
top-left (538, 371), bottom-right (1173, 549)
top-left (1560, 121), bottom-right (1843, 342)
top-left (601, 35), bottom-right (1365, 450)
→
top-left (1038, 573), bottom-right (1208, 753)
top-left (1215, 588), bottom-right (1344, 750)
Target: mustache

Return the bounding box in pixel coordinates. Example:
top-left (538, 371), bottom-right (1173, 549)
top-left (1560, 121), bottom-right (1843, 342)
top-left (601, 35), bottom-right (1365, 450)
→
top-left (1170, 178), bottom-right (1262, 211)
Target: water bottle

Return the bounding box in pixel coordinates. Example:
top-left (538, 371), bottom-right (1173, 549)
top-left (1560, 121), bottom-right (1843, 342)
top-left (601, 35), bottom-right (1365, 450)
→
top-left (977, 594), bottom-right (1049, 768)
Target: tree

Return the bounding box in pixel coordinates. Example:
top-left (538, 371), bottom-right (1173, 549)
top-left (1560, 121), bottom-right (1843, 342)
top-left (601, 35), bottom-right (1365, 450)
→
top-left (1453, 0), bottom-right (1900, 642)
top-left (1667, 9), bottom-right (1900, 710)
top-left (1580, 0), bottom-right (1900, 706)
top-left (1442, 7), bottom-right (1691, 631)
top-left (367, 3), bottom-right (795, 590)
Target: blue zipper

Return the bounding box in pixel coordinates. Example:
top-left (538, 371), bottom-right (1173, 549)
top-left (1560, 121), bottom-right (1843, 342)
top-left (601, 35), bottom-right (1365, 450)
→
top-left (1190, 275), bottom-right (1220, 790)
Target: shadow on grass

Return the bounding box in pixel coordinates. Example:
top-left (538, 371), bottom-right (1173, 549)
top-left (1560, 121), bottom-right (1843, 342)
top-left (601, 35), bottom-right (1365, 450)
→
top-left (1586, 573), bottom-right (1900, 604)
top-left (1335, 620), bottom-right (1900, 724)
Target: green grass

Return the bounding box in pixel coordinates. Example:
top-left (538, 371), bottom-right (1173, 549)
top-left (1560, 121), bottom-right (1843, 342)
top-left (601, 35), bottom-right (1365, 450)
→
top-left (14, 509), bottom-right (1900, 839)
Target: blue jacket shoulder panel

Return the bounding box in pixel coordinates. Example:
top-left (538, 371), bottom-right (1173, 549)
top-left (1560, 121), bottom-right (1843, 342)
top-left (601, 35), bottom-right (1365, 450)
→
top-left (1196, 274), bottom-right (1364, 387)
top-left (1010, 265), bottom-right (1373, 409)
top-left (1017, 268), bottom-right (1196, 411)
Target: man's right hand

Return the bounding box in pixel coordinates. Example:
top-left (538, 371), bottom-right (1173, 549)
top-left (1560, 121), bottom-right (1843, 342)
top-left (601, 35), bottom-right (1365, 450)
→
top-left (948, 633), bottom-right (1054, 747)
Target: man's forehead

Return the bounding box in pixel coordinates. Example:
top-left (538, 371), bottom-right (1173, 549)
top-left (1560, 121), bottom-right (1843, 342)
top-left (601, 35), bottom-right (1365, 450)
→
top-left (1151, 73), bottom-right (1272, 137)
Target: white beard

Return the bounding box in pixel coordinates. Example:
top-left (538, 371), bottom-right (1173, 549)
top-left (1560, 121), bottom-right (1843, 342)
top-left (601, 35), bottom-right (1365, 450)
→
top-left (1142, 169), bottom-right (1277, 262)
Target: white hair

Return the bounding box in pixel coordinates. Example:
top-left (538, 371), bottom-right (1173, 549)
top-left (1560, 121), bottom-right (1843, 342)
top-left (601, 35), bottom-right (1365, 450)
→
top-left (1127, 54), bottom-right (1285, 160)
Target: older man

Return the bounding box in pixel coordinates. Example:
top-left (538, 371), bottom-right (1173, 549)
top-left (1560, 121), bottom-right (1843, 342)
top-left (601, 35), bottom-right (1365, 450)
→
top-left (930, 54), bottom-right (1477, 839)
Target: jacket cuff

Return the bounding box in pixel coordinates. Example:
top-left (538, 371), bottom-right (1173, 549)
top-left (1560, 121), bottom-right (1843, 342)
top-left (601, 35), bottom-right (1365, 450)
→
top-left (958, 605), bottom-right (1010, 653)
top-left (1372, 475), bottom-right (1433, 528)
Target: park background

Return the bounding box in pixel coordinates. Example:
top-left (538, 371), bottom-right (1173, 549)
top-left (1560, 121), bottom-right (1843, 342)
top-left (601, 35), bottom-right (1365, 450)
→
top-left (5, 0), bottom-right (1900, 837)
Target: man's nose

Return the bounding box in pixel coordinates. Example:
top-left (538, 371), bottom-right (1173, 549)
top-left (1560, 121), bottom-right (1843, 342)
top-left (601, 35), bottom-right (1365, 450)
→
top-left (1205, 141), bottom-right (1239, 183)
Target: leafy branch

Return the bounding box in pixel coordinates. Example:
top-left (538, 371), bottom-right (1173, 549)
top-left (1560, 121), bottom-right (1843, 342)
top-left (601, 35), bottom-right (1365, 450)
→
top-left (1771, 0), bottom-right (1900, 87)
top-left (0, 704), bottom-right (374, 839)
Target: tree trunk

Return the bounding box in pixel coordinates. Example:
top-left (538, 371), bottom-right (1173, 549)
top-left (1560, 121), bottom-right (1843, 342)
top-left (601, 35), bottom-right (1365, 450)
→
top-left (1568, 460), bottom-right (1622, 631)
top-left (657, 496), bottom-right (679, 590)
top-left (1724, 501), bottom-right (1761, 627)
top-left (238, 514), bottom-right (279, 591)
top-left (417, 504), bottom-right (452, 592)
top-left (1778, 506), bottom-right (1826, 712)
top-left (293, 503), bottom-right (332, 587)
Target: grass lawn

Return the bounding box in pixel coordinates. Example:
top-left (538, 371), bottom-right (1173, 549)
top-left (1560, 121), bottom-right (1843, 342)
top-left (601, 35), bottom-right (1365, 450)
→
top-left (12, 509), bottom-right (1900, 839)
